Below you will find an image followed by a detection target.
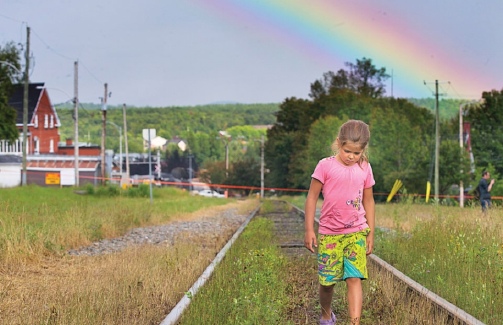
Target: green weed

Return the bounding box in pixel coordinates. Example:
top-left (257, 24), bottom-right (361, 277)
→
top-left (180, 217), bottom-right (291, 324)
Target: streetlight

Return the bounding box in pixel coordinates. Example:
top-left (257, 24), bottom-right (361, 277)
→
top-left (177, 141), bottom-right (193, 191)
top-left (253, 136), bottom-right (265, 199)
top-left (188, 153), bottom-right (193, 191)
top-left (0, 60), bottom-right (23, 82)
top-left (218, 131), bottom-right (231, 178)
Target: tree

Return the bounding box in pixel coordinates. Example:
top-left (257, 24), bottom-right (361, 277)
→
top-left (347, 57), bottom-right (389, 98)
top-left (438, 139), bottom-right (472, 195)
top-left (297, 115), bottom-right (345, 188)
top-left (369, 98), bottom-right (435, 195)
top-left (264, 97), bottom-right (311, 190)
top-left (309, 57), bottom-right (390, 99)
top-left (0, 42), bottom-right (22, 142)
top-left (264, 128), bottom-right (295, 190)
top-left (199, 160), bottom-right (227, 185)
top-left (466, 89), bottom-right (503, 176)
top-left (227, 157), bottom-right (261, 192)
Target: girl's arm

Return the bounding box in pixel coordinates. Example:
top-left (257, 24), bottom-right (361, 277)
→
top-left (304, 178), bottom-right (322, 253)
top-left (362, 186), bottom-right (375, 255)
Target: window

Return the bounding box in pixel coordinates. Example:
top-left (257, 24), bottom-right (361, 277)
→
top-left (50, 139), bottom-right (54, 153)
top-left (34, 115), bottom-right (38, 128)
top-left (50, 115), bottom-right (54, 128)
top-left (34, 137), bottom-right (40, 154)
top-left (44, 114), bottom-right (48, 128)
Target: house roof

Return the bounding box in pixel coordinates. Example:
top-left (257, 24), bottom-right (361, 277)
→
top-left (151, 136), bottom-right (167, 148)
top-left (26, 155), bottom-right (100, 171)
top-left (8, 82), bottom-right (44, 124)
top-left (27, 159), bottom-right (99, 170)
top-left (0, 155), bottom-right (22, 164)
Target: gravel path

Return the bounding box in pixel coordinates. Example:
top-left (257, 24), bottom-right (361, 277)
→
top-left (68, 208), bottom-right (249, 256)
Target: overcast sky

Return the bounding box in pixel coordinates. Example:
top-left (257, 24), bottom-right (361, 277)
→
top-left (1, 0), bottom-right (502, 107)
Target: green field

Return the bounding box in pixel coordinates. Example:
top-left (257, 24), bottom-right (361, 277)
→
top-left (1, 188), bottom-right (501, 324)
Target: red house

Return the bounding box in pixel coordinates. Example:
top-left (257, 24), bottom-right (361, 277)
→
top-left (1, 82), bottom-right (101, 186)
top-left (1, 82), bottom-right (60, 155)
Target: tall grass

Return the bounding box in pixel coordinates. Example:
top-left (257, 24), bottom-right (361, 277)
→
top-left (0, 240), bottom-right (226, 324)
top-left (0, 185), bottom-right (230, 265)
top-left (374, 204), bottom-right (502, 325)
top-left (0, 185), bottom-right (259, 324)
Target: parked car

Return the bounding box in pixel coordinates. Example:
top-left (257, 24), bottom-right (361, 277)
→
top-left (155, 173), bottom-right (183, 187)
top-left (198, 189), bottom-right (225, 198)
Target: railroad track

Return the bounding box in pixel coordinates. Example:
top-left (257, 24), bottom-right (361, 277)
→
top-left (162, 200), bottom-right (485, 325)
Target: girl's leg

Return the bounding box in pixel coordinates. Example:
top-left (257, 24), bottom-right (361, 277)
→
top-left (319, 284), bottom-right (335, 320)
top-left (346, 277), bottom-right (363, 324)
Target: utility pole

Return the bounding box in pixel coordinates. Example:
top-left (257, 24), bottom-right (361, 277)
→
top-left (459, 102), bottom-right (464, 208)
top-left (147, 129), bottom-right (153, 204)
top-left (434, 80), bottom-right (439, 201)
top-left (122, 104), bottom-right (130, 187)
top-left (424, 79), bottom-right (447, 202)
top-left (74, 61), bottom-right (79, 186)
top-left (188, 153), bottom-right (193, 191)
top-left (119, 125), bottom-right (122, 177)
top-left (100, 83), bottom-right (108, 186)
top-left (21, 26), bottom-right (30, 186)
top-left (225, 141), bottom-right (229, 177)
top-left (157, 148), bottom-right (161, 179)
top-left (108, 121), bottom-right (122, 182)
top-left (260, 135), bottom-right (265, 199)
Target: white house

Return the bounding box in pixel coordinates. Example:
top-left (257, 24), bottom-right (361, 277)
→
top-left (0, 155), bottom-right (22, 188)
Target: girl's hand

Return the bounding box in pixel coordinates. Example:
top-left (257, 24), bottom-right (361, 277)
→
top-left (304, 231), bottom-right (317, 253)
top-left (366, 232), bottom-right (374, 255)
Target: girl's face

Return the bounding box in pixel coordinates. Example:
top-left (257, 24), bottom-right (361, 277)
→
top-left (336, 140), bottom-right (363, 166)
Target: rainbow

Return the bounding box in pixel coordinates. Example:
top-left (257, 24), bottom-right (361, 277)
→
top-left (196, 0), bottom-right (499, 99)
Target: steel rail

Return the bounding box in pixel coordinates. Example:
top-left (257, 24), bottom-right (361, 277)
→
top-left (159, 205), bottom-right (261, 325)
top-left (369, 254), bottom-right (485, 325)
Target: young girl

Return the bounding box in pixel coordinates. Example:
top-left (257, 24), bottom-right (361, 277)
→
top-left (304, 119), bottom-right (375, 325)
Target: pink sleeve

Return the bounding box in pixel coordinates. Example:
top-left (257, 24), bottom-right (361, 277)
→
top-left (364, 163), bottom-right (376, 188)
top-left (311, 160), bottom-right (325, 184)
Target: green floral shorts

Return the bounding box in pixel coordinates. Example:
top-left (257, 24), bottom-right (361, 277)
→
top-left (317, 228), bottom-right (370, 285)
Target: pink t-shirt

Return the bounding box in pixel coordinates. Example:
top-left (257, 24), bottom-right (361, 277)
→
top-left (312, 156), bottom-right (375, 235)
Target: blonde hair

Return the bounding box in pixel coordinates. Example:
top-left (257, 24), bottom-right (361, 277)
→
top-left (331, 119), bottom-right (370, 164)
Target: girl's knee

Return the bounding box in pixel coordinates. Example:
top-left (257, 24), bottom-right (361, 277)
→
top-left (320, 284), bottom-right (335, 293)
top-left (345, 277), bottom-right (362, 287)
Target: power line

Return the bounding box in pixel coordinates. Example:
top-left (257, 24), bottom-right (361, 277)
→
top-left (3, 22), bottom-right (104, 89)
top-left (0, 13), bottom-right (22, 23)
top-left (79, 61), bottom-right (104, 85)
top-left (31, 29), bottom-right (76, 61)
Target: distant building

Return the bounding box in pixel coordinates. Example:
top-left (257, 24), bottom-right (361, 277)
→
top-left (58, 138), bottom-right (101, 156)
top-left (0, 155), bottom-right (22, 188)
top-left (145, 135), bottom-right (167, 150)
top-left (1, 82), bottom-right (61, 155)
top-left (0, 83), bottom-right (102, 186)
top-left (27, 155), bottom-right (100, 187)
